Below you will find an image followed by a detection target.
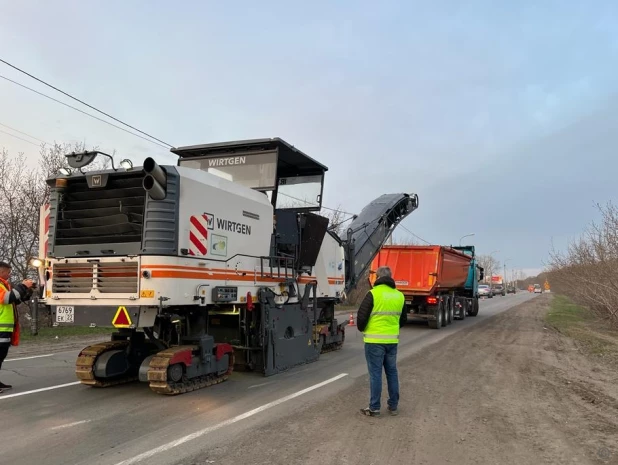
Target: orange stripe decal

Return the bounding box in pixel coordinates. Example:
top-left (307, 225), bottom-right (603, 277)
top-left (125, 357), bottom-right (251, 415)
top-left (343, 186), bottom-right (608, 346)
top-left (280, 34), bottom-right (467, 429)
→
top-left (142, 264), bottom-right (342, 283)
top-left (149, 270), bottom-right (342, 284)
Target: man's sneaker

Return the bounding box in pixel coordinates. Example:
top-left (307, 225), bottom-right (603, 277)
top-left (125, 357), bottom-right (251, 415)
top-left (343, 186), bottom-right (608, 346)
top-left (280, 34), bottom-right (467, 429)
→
top-left (0, 382), bottom-right (12, 390)
top-left (387, 407), bottom-right (398, 416)
top-left (360, 407), bottom-right (380, 417)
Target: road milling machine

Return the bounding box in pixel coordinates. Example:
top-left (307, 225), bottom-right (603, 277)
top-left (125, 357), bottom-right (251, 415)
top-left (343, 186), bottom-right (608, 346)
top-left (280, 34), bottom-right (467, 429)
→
top-left (38, 138), bottom-right (419, 395)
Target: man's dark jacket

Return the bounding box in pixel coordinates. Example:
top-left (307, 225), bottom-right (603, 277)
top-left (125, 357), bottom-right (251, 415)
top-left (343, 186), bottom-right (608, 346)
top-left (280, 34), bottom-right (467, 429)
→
top-left (356, 276), bottom-right (407, 332)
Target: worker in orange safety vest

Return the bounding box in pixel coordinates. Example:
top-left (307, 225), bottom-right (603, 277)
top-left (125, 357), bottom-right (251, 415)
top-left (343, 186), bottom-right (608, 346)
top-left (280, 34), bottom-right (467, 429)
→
top-left (0, 261), bottom-right (35, 392)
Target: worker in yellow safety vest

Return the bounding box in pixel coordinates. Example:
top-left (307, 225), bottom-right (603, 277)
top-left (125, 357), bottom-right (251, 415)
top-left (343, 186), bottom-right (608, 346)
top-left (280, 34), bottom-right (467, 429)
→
top-left (0, 261), bottom-right (35, 392)
top-left (356, 266), bottom-right (406, 416)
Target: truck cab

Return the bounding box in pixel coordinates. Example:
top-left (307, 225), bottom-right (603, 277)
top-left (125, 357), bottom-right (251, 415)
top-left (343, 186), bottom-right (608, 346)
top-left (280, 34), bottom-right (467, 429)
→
top-left (451, 245), bottom-right (484, 297)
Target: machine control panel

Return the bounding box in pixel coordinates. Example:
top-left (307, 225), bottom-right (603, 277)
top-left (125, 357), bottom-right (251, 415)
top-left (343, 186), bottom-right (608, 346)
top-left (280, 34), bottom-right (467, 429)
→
top-left (212, 286), bottom-right (238, 303)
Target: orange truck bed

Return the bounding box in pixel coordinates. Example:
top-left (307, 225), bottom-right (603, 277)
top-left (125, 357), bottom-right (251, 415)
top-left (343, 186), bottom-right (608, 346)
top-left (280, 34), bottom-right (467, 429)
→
top-left (370, 245), bottom-right (472, 296)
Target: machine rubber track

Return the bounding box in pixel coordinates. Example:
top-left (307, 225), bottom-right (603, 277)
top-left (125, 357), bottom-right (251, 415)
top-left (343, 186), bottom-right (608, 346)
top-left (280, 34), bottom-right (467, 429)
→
top-left (147, 345), bottom-right (235, 396)
top-left (75, 340), bottom-right (138, 387)
top-left (320, 341), bottom-right (344, 353)
top-left (319, 329), bottom-right (345, 354)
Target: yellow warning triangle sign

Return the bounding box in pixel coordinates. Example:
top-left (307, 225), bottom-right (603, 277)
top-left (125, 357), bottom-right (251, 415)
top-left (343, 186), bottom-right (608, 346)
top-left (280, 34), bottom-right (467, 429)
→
top-left (112, 306), bottom-right (132, 328)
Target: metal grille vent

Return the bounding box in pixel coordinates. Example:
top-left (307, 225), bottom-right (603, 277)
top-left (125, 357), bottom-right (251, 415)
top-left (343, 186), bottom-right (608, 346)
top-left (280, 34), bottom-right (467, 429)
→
top-left (55, 174), bottom-right (146, 245)
top-left (52, 261), bottom-right (139, 294)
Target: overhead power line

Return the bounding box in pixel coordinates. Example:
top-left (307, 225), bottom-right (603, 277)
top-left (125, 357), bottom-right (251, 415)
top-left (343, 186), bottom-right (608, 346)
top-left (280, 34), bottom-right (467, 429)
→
top-left (278, 192), bottom-right (355, 215)
top-left (0, 58), bottom-right (173, 148)
top-left (0, 122), bottom-right (49, 145)
top-left (0, 74), bottom-right (169, 150)
top-left (279, 191), bottom-right (431, 244)
top-left (398, 224), bottom-right (431, 245)
top-left (0, 128), bottom-right (43, 147)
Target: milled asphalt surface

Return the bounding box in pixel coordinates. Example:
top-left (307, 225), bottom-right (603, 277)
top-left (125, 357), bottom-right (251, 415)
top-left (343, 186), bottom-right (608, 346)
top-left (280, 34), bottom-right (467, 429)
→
top-left (0, 293), bottom-right (537, 465)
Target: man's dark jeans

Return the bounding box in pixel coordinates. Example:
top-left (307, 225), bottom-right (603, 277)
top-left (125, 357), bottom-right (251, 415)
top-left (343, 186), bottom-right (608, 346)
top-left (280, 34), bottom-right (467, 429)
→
top-left (0, 343), bottom-right (10, 371)
top-left (365, 342), bottom-right (399, 411)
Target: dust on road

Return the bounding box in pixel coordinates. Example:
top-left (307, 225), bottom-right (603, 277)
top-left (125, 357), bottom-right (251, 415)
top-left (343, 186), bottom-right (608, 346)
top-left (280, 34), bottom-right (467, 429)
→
top-left (185, 294), bottom-right (618, 465)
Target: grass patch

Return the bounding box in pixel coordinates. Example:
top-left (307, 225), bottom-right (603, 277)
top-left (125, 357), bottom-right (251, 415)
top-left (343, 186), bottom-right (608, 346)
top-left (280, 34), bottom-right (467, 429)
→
top-left (545, 294), bottom-right (592, 329)
top-left (19, 325), bottom-right (114, 342)
top-left (545, 295), bottom-right (618, 356)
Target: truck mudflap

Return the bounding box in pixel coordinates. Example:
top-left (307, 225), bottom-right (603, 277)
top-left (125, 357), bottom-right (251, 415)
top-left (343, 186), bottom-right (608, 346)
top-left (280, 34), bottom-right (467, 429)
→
top-left (343, 193), bottom-right (419, 290)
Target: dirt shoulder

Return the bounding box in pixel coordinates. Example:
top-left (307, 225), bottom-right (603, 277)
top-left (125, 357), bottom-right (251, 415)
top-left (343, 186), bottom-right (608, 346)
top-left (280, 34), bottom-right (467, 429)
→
top-left (186, 294), bottom-right (618, 465)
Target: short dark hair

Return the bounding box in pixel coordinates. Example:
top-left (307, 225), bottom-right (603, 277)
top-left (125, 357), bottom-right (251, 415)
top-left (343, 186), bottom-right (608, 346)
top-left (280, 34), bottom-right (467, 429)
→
top-left (0, 261), bottom-right (11, 269)
top-left (376, 266), bottom-right (392, 279)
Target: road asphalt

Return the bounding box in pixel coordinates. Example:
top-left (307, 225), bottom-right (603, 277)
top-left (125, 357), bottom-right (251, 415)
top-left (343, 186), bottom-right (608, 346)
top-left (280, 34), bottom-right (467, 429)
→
top-left (0, 292), bottom-right (536, 465)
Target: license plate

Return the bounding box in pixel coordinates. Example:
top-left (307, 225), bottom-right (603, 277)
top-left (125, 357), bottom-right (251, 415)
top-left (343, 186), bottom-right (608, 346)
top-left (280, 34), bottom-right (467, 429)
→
top-left (56, 306), bottom-right (75, 323)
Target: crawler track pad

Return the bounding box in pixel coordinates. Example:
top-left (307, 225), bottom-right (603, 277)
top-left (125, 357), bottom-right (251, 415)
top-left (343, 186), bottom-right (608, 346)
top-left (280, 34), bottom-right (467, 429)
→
top-left (147, 346), bottom-right (235, 396)
top-left (75, 340), bottom-right (138, 387)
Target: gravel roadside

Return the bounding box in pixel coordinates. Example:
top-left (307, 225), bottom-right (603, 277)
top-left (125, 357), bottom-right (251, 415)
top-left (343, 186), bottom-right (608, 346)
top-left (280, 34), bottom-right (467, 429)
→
top-left (183, 294), bottom-right (618, 465)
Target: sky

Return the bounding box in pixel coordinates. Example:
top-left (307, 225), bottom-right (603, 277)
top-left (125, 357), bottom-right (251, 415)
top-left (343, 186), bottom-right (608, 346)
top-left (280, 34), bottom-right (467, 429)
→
top-left (1, 0), bottom-right (618, 277)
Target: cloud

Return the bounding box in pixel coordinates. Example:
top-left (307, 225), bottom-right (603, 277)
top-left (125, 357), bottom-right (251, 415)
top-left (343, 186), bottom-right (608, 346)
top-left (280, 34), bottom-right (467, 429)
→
top-left (1, 0), bottom-right (618, 274)
top-left (520, 268), bottom-right (545, 279)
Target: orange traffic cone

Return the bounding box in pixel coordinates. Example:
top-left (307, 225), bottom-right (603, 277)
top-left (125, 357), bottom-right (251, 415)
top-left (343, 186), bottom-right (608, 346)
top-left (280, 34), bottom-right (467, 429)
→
top-left (349, 313), bottom-right (356, 326)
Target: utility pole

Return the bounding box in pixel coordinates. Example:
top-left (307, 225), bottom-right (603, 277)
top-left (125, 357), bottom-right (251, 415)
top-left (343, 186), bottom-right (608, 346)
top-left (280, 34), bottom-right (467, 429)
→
top-left (489, 250), bottom-right (499, 288)
top-left (504, 258), bottom-right (512, 289)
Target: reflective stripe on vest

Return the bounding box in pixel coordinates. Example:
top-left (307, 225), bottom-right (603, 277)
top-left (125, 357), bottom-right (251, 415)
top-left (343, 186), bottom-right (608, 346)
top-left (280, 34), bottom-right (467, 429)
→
top-left (0, 280), bottom-right (15, 334)
top-left (363, 334), bottom-right (400, 340)
top-left (363, 284), bottom-right (405, 344)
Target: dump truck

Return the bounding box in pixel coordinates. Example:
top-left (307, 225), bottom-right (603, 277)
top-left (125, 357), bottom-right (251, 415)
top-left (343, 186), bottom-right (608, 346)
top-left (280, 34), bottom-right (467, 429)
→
top-left (369, 245), bottom-right (484, 329)
top-left (35, 138), bottom-right (419, 395)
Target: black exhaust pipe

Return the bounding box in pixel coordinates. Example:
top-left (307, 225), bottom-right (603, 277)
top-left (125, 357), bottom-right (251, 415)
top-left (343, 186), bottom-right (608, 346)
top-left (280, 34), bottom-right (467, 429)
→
top-left (143, 157), bottom-right (167, 200)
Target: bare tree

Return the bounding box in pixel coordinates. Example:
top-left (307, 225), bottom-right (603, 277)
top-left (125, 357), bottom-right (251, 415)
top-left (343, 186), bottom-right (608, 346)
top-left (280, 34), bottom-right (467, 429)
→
top-left (391, 236), bottom-right (419, 245)
top-left (546, 201), bottom-right (618, 326)
top-left (476, 254), bottom-right (501, 283)
top-left (0, 149), bottom-right (36, 279)
top-left (511, 269), bottom-right (527, 287)
top-left (321, 205), bottom-right (349, 238)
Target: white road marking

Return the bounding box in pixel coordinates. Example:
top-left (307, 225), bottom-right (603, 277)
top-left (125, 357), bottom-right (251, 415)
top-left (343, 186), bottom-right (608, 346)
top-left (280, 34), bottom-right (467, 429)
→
top-left (114, 373), bottom-right (349, 465)
top-left (5, 353), bottom-right (55, 362)
top-left (50, 419), bottom-right (91, 430)
top-left (0, 381), bottom-right (81, 400)
top-left (282, 367), bottom-right (311, 378)
top-left (247, 381), bottom-right (274, 389)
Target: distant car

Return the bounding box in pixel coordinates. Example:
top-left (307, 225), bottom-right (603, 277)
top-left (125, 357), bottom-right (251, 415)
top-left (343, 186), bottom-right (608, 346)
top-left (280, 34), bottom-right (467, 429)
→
top-left (478, 284), bottom-right (492, 298)
top-left (492, 285), bottom-right (506, 296)
top-left (506, 286), bottom-right (516, 294)
top-left (534, 284), bottom-right (542, 294)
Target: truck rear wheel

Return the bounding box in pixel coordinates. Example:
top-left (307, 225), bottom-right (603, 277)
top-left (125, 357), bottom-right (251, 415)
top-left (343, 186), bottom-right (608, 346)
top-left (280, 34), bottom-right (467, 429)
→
top-left (469, 298), bottom-right (479, 317)
top-left (458, 298), bottom-right (466, 320)
top-left (444, 296), bottom-right (453, 325)
top-left (428, 302), bottom-right (443, 329)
